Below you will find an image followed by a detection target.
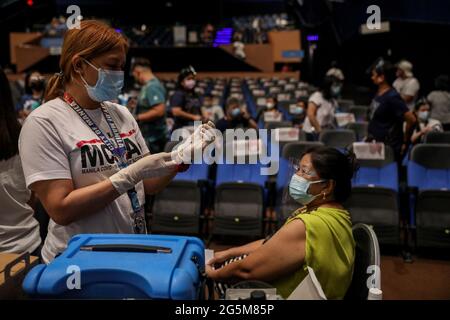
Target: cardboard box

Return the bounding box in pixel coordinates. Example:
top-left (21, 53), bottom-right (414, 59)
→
top-left (0, 252), bottom-right (39, 299)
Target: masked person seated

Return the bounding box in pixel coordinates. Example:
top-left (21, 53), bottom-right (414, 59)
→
top-left (206, 146), bottom-right (357, 299)
top-left (292, 98), bottom-right (307, 128)
top-left (215, 97), bottom-right (258, 132)
top-left (201, 93), bottom-right (224, 122)
top-left (16, 71), bottom-right (46, 121)
top-left (256, 95), bottom-right (283, 123)
top-left (411, 97), bottom-right (443, 145)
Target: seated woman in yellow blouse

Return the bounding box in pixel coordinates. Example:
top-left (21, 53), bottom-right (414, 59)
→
top-left (206, 146), bottom-right (358, 299)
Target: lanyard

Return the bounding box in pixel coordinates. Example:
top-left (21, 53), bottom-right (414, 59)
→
top-left (63, 93), bottom-right (146, 234)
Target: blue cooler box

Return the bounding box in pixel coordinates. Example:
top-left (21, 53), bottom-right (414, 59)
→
top-left (23, 234), bottom-right (205, 299)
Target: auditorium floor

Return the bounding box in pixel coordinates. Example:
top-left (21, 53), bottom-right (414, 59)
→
top-left (208, 242), bottom-right (450, 300)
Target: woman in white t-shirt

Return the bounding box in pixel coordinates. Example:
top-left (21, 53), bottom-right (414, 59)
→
top-left (0, 67), bottom-right (41, 255)
top-left (411, 97), bottom-right (443, 145)
top-left (303, 76), bottom-right (340, 139)
top-left (18, 20), bottom-right (215, 263)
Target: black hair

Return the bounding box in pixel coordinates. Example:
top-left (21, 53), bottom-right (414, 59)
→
top-left (414, 97), bottom-right (430, 111)
top-left (372, 58), bottom-right (396, 86)
top-left (24, 70), bottom-right (41, 95)
top-left (203, 93), bottom-right (213, 99)
top-left (434, 74), bottom-right (450, 92)
top-left (320, 75), bottom-right (341, 100)
top-left (0, 67), bottom-right (21, 161)
top-left (131, 57), bottom-right (151, 71)
top-left (177, 65), bottom-right (196, 87)
top-left (304, 146), bottom-right (359, 203)
top-left (226, 97), bottom-right (240, 110)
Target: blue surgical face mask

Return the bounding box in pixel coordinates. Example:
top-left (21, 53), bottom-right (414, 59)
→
top-left (231, 108), bottom-right (241, 118)
top-left (289, 174), bottom-right (326, 205)
top-left (331, 84), bottom-right (342, 97)
top-left (418, 111), bottom-right (429, 122)
top-left (293, 106), bottom-right (304, 115)
top-left (80, 59), bottom-right (124, 102)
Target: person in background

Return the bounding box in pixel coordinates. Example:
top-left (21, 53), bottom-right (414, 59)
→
top-left (130, 57), bottom-right (167, 154)
top-left (427, 75), bottom-right (450, 124)
top-left (367, 59), bottom-right (416, 162)
top-left (411, 97), bottom-right (443, 145)
top-left (16, 71), bottom-right (45, 121)
top-left (326, 60), bottom-right (345, 82)
top-left (201, 24), bottom-right (215, 46)
top-left (0, 67), bottom-right (41, 256)
top-left (170, 66), bottom-right (203, 130)
top-left (232, 31), bottom-right (246, 60)
top-left (201, 93), bottom-right (224, 123)
top-left (207, 146), bottom-right (357, 300)
top-left (256, 95), bottom-right (283, 123)
top-left (393, 60), bottom-right (420, 111)
top-left (292, 98), bottom-right (307, 128)
top-left (303, 75), bottom-right (340, 140)
top-left (215, 97), bottom-right (258, 132)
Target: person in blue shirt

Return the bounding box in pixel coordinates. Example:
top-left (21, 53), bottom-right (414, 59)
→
top-left (367, 59), bottom-right (416, 162)
top-left (169, 66), bottom-right (203, 130)
top-left (131, 58), bottom-right (168, 154)
top-left (16, 71), bottom-right (45, 121)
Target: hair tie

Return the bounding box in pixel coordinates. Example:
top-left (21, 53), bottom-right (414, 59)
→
top-left (55, 71), bottom-right (64, 78)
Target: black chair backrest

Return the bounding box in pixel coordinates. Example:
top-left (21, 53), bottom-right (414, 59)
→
top-left (410, 143), bottom-right (450, 169)
top-left (281, 141), bottom-right (324, 160)
top-left (424, 131), bottom-right (450, 144)
top-left (265, 121), bottom-right (293, 130)
top-left (319, 129), bottom-right (356, 148)
top-left (344, 223), bottom-right (381, 300)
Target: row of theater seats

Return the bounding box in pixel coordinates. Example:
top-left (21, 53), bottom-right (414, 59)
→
top-left (149, 135), bottom-right (450, 252)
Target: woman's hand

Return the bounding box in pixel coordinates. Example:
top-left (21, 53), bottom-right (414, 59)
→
top-left (207, 249), bottom-right (235, 267)
top-left (205, 263), bottom-right (219, 279)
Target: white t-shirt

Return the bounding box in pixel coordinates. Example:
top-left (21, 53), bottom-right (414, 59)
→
top-left (0, 155), bottom-right (41, 254)
top-left (19, 98), bottom-right (150, 263)
top-left (303, 91), bottom-right (337, 133)
top-left (393, 77), bottom-right (420, 110)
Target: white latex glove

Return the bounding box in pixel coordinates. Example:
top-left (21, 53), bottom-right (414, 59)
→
top-left (109, 152), bottom-right (177, 195)
top-left (171, 121), bottom-right (216, 164)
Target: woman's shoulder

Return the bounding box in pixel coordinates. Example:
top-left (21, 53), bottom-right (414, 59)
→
top-left (308, 91), bottom-right (323, 102)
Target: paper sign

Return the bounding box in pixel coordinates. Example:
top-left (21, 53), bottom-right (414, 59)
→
top-left (253, 90), bottom-right (265, 97)
top-left (353, 142), bottom-right (385, 160)
top-left (277, 93), bottom-right (291, 102)
top-left (285, 84), bottom-right (295, 91)
top-left (275, 128), bottom-right (300, 142)
top-left (211, 90), bottom-right (222, 97)
top-left (269, 87), bottom-right (281, 94)
top-left (264, 112), bottom-right (283, 123)
top-left (230, 93), bottom-right (243, 99)
top-left (256, 97), bottom-right (267, 106)
top-left (335, 113), bottom-right (356, 127)
top-left (204, 249), bottom-right (214, 266)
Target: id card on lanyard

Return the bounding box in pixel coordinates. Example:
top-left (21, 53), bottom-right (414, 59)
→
top-left (63, 92), bottom-right (146, 234)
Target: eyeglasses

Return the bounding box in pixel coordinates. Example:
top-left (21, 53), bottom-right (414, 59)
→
top-left (293, 163), bottom-right (319, 179)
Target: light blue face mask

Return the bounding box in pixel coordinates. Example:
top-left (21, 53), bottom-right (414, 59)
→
top-left (293, 106), bottom-right (304, 115)
top-left (331, 84), bottom-right (342, 97)
top-left (80, 59), bottom-right (124, 102)
top-left (289, 173), bottom-right (326, 205)
top-left (231, 108), bottom-right (241, 118)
